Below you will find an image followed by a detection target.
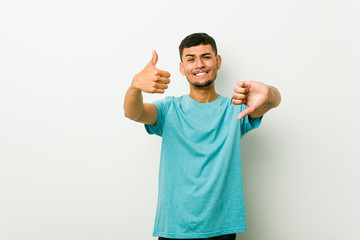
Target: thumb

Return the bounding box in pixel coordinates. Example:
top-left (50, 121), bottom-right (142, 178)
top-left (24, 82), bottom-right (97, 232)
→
top-left (150, 50), bottom-right (158, 67)
top-left (237, 107), bottom-right (254, 121)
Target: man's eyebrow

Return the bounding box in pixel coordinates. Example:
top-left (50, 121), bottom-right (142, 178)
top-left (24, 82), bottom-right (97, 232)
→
top-left (185, 53), bottom-right (212, 58)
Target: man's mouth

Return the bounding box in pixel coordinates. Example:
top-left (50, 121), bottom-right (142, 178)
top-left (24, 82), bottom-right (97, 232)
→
top-left (194, 71), bottom-right (209, 76)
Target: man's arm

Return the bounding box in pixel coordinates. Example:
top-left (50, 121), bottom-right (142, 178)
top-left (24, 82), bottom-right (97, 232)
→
top-left (123, 50), bottom-right (171, 124)
top-left (124, 87), bottom-right (158, 125)
top-left (232, 81), bottom-right (281, 120)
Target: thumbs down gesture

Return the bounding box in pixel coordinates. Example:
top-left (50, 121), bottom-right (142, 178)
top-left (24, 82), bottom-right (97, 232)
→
top-left (232, 81), bottom-right (281, 120)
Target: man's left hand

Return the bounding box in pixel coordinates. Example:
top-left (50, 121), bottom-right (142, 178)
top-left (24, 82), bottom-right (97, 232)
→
top-left (232, 81), bottom-right (280, 120)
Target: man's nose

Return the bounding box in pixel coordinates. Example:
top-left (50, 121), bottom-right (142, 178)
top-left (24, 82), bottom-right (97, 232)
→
top-left (195, 59), bottom-right (205, 68)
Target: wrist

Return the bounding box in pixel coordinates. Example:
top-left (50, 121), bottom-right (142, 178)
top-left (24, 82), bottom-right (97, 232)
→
top-left (130, 79), bottom-right (142, 92)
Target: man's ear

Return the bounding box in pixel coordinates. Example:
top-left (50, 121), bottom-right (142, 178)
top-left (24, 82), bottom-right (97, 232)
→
top-left (216, 55), bottom-right (222, 70)
top-left (179, 62), bottom-right (185, 75)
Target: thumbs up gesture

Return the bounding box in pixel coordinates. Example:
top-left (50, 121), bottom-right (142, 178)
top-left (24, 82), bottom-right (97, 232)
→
top-left (131, 50), bottom-right (171, 94)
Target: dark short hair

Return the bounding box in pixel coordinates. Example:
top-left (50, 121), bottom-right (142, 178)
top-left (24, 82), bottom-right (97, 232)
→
top-left (179, 33), bottom-right (218, 61)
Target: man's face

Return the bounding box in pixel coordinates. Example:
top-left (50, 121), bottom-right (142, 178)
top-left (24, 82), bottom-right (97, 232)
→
top-left (180, 44), bottom-right (222, 89)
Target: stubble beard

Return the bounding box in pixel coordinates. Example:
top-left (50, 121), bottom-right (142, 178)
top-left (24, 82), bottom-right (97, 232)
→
top-left (188, 79), bottom-right (214, 89)
top-left (187, 72), bottom-right (217, 89)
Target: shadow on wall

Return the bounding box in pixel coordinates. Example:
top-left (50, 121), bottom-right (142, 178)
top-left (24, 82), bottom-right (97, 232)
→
top-left (238, 127), bottom-right (278, 240)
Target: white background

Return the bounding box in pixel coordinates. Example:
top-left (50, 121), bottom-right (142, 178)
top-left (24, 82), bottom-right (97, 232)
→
top-left (1, 0), bottom-right (360, 239)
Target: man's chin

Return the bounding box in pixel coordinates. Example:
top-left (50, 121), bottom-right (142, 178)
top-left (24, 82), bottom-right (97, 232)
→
top-left (189, 79), bottom-right (214, 89)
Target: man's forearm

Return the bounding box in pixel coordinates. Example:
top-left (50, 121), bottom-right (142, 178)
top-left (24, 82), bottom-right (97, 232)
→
top-left (123, 86), bottom-right (144, 121)
top-left (249, 86), bottom-right (281, 118)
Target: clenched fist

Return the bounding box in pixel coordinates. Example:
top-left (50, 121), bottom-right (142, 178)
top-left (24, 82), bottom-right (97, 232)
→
top-left (131, 50), bottom-right (171, 94)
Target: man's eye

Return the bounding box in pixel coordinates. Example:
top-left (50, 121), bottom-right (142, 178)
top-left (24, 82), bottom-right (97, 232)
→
top-left (188, 59), bottom-right (194, 62)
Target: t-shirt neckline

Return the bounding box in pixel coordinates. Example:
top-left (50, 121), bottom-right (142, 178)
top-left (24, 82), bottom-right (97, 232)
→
top-left (186, 94), bottom-right (222, 105)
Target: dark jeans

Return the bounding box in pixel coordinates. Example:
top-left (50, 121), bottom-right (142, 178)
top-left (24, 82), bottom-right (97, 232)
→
top-left (158, 233), bottom-right (236, 240)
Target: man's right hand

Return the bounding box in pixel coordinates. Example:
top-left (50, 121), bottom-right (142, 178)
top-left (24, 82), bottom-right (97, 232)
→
top-left (131, 50), bottom-right (171, 94)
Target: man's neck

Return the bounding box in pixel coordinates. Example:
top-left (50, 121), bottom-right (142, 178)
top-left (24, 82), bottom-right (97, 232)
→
top-left (189, 85), bottom-right (219, 103)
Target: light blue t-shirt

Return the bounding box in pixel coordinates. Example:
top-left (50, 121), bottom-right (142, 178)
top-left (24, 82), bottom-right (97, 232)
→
top-left (145, 94), bottom-right (262, 239)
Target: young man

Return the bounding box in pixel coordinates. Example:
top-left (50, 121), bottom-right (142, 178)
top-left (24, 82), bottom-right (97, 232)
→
top-left (124, 33), bottom-right (281, 240)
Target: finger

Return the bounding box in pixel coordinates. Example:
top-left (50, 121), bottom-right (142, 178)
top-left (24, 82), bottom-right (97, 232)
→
top-left (152, 88), bottom-right (165, 94)
top-left (234, 86), bottom-right (248, 94)
top-left (237, 107), bottom-right (254, 121)
top-left (155, 77), bottom-right (170, 84)
top-left (242, 80), bottom-right (251, 87)
top-left (155, 83), bottom-right (169, 90)
top-left (237, 81), bottom-right (248, 88)
top-left (232, 99), bottom-right (246, 105)
top-left (156, 69), bottom-right (171, 78)
top-left (150, 50), bottom-right (158, 67)
top-left (232, 92), bottom-right (247, 100)
top-left (148, 86), bottom-right (165, 94)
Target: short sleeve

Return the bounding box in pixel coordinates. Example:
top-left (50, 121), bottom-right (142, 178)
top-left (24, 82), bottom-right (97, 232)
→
top-left (240, 105), bottom-right (262, 138)
top-left (144, 96), bottom-right (173, 136)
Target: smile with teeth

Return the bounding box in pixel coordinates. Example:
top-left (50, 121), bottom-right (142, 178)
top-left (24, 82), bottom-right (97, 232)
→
top-left (195, 71), bottom-right (208, 76)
